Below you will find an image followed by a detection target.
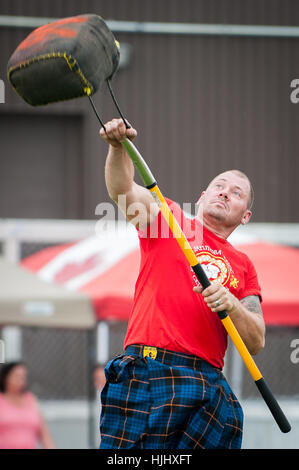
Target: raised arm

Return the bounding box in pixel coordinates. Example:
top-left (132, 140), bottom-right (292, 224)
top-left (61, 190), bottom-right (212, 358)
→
top-left (100, 118), bottom-right (159, 229)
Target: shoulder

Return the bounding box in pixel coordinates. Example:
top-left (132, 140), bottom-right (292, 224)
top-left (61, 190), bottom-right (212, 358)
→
top-left (137, 196), bottom-right (183, 238)
top-left (24, 391), bottom-right (39, 405)
top-left (164, 197), bottom-right (179, 209)
top-left (164, 197), bottom-right (185, 218)
top-left (229, 244), bottom-right (257, 269)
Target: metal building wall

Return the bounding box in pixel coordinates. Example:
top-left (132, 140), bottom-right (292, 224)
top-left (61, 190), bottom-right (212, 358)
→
top-left (0, 1), bottom-right (299, 221)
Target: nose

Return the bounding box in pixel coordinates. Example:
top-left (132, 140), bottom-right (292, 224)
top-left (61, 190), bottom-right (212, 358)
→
top-left (218, 190), bottom-right (228, 200)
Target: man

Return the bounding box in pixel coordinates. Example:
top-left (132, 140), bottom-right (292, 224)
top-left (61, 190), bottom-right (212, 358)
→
top-left (98, 119), bottom-right (265, 449)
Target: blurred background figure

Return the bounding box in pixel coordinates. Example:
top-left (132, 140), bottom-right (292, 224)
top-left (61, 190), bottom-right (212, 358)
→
top-left (93, 364), bottom-right (106, 392)
top-left (0, 361), bottom-right (55, 449)
top-left (93, 364), bottom-right (106, 448)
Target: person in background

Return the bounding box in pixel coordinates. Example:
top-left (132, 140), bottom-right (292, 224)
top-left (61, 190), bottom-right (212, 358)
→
top-left (0, 361), bottom-right (55, 449)
top-left (93, 364), bottom-right (106, 392)
top-left (93, 364), bottom-right (106, 447)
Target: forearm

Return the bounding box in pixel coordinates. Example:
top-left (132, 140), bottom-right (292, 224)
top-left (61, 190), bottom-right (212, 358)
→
top-left (40, 431), bottom-right (55, 449)
top-left (100, 119), bottom-right (137, 201)
top-left (39, 415), bottom-right (55, 449)
top-left (228, 297), bottom-right (265, 355)
top-left (100, 119), bottom-right (158, 227)
top-left (195, 284), bottom-right (265, 356)
top-left (105, 144), bottom-right (135, 201)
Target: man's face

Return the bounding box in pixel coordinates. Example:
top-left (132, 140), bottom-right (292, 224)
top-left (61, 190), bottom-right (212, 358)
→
top-left (197, 171), bottom-right (252, 229)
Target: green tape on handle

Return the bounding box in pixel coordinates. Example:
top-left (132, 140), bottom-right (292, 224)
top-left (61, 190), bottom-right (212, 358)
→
top-left (122, 138), bottom-right (156, 187)
top-left (255, 377), bottom-right (291, 433)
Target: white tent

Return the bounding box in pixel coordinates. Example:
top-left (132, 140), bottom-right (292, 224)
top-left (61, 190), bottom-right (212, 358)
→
top-left (0, 257), bottom-right (95, 329)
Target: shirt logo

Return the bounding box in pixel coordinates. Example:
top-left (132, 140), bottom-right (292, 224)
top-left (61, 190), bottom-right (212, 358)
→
top-left (194, 250), bottom-right (239, 288)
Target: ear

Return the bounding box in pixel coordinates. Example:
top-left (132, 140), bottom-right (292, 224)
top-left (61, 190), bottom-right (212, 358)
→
top-left (241, 210), bottom-right (252, 225)
top-left (196, 191), bottom-right (206, 205)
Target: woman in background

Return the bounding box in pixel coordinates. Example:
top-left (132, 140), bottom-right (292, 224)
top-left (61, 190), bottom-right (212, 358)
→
top-left (93, 364), bottom-right (106, 448)
top-left (0, 361), bottom-right (54, 449)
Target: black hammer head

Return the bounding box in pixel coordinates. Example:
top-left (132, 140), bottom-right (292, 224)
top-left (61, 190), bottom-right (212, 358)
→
top-left (7, 14), bottom-right (120, 106)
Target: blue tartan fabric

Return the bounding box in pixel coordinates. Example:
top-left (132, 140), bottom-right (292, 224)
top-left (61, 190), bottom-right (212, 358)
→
top-left (99, 345), bottom-right (243, 449)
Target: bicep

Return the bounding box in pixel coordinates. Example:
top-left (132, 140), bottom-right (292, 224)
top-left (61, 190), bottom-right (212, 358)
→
top-left (116, 181), bottom-right (160, 229)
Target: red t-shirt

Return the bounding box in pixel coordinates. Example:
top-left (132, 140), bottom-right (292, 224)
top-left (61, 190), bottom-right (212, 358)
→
top-left (124, 198), bottom-right (262, 369)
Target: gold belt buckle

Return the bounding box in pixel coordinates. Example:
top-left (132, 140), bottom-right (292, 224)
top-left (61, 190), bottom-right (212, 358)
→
top-left (143, 346), bottom-right (157, 360)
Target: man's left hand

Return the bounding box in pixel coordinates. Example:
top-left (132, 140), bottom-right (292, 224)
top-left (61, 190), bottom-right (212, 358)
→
top-left (193, 282), bottom-right (238, 313)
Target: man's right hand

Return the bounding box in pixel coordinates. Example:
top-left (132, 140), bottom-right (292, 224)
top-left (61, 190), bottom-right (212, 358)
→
top-left (99, 118), bottom-right (137, 148)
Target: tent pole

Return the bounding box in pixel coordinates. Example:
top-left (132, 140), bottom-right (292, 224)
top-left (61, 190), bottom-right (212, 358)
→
top-left (87, 329), bottom-right (96, 449)
top-left (97, 322), bottom-right (109, 364)
top-left (230, 341), bottom-right (244, 400)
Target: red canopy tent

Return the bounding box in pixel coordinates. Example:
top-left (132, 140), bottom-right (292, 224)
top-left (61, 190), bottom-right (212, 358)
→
top-left (234, 241), bottom-right (299, 326)
top-left (21, 234), bottom-right (299, 326)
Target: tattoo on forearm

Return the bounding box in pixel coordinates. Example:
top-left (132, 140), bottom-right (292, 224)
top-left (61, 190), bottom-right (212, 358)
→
top-left (240, 295), bottom-right (263, 316)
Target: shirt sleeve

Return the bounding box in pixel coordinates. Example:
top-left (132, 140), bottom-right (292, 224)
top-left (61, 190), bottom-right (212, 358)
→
top-left (136, 197), bottom-right (180, 240)
top-left (240, 254), bottom-right (263, 302)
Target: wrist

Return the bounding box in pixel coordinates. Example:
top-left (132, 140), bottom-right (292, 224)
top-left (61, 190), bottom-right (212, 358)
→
top-left (109, 141), bottom-right (123, 150)
top-left (227, 292), bottom-right (239, 313)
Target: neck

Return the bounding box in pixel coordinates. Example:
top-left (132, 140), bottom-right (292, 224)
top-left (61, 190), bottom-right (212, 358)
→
top-left (5, 390), bottom-right (23, 397)
top-left (196, 211), bottom-right (235, 240)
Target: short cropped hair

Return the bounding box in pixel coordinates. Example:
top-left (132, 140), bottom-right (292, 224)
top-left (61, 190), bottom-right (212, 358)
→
top-left (230, 170), bottom-right (254, 210)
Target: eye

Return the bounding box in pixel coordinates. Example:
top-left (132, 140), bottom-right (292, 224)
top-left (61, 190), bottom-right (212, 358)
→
top-left (233, 190), bottom-right (241, 197)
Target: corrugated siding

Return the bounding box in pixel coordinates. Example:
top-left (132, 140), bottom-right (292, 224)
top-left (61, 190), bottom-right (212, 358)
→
top-left (0, 1), bottom-right (299, 221)
top-left (112, 32), bottom-right (299, 223)
top-left (2, 0), bottom-right (299, 26)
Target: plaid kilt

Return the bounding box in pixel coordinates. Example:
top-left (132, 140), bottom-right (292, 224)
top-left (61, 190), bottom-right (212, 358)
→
top-left (99, 345), bottom-right (243, 449)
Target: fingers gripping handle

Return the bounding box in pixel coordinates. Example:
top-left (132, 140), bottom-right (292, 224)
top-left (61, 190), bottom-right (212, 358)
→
top-left (191, 263), bottom-right (227, 319)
